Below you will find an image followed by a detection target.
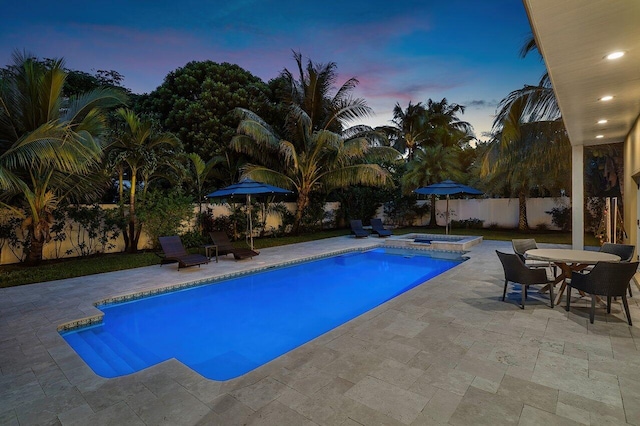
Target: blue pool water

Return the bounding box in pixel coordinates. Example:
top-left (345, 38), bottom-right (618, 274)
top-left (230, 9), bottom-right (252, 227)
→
top-left (62, 248), bottom-right (462, 380)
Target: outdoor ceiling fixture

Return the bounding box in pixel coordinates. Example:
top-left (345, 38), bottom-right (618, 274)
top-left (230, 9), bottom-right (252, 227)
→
top-left (599, 95), bottom-right (614, 101)
top-left (605, 51), bottom-right (625, 60)
top-left (597, 119), bottom-right (608, 124)
top-left (596, 135), bottom-right (604, 139)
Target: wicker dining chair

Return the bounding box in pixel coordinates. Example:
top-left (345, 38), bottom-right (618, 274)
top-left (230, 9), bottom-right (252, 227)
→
top-left (496, 251), bottom-right (555, 309)
top-left (566, 261), bottom-right (639, 325)
top-left (511, 238), bottom-right (556, 275)
top-left (599, 243), bottom-right (635, 297)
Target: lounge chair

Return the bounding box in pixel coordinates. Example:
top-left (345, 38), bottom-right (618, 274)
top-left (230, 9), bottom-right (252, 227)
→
top-left (209, 231), bottom-right (258, 260)
top-left (158, 236), bottom-right (209, 270)
top-left (350, 220), bottom-right (369, 238)
top-left (370, 218), bottom-right (392, 237)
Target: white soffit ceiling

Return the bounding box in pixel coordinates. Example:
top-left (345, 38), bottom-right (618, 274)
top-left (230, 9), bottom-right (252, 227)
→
top-left (523, 0), bottom-right (640, 147)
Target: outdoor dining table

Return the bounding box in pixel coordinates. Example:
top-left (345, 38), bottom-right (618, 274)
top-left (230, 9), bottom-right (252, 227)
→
top-left (525, 248), bottom-right (621, 306)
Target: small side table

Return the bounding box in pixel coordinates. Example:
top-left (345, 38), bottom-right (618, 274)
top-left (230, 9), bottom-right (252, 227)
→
top-left (203, 244), bottom-right (218, 262)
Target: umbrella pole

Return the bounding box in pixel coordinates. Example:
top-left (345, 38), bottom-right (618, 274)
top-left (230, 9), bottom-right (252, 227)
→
top-left (446, 195), bottom-right (450, 235)
top-left (248, 195), bottom-right (254, 250)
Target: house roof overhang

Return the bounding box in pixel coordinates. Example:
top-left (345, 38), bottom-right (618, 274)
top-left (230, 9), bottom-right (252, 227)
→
top-left (523, 0), bottom-right (640, 147)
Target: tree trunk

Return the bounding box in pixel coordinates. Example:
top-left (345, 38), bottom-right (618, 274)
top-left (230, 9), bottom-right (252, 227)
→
top-left (117, 168), bottom-right (130, 252)
top-left (127, 172), bottom-right (137, 253)
top-left (293, 190), bottom-right (309, 235)
top-left (428, 194), bottom-right (437, 228)
top-left (26, 233), bottom-right (44, 265)
top-left (518, 190), bottom-right (529, 231)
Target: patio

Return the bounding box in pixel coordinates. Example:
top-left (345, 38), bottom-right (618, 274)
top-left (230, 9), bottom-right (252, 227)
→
top-left (1, 237), bottom-right (639, 425)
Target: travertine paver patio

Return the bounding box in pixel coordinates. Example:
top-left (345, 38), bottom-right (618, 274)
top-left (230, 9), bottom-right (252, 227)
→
top-left (1, 237), bottom-right (639, 425)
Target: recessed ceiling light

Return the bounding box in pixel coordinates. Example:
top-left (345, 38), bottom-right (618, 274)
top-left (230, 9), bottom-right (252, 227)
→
top-left (599, 95), bottom-right (614, 101)
top-left (597, 119), bottom-right (608, 124)
top-left (605, 51), bottom-right (625, 60)
top-left (596, 135), bottom-right (604, 139)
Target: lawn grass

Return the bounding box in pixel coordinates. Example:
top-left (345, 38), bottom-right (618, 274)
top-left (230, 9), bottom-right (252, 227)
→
top-left (0, 226), bottom-right (598, 288)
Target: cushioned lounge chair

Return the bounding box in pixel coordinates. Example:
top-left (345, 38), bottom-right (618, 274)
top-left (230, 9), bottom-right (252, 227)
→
top-left (158, 236), bottom-right (209, 270)
top-left (370, 218), bottom-right (392, 237)
top-left (350, 220), bottom-right (369, 238)
top-left (566, 261), bottom-right (639, 325)
top-left (496, 251), bottom-right (554, 309)
top-left (209, 231), bottom-right (258, 260)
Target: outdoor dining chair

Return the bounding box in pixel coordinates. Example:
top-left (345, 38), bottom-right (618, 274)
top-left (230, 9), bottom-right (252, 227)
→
top-left (600, 243), bottom-right (635, 297)
top-left (496, 251), bottom-right (555, 309)
top-left (511, 238), bottom-right (556, 275)
top-left (566, 261), bottom-right (639, 325)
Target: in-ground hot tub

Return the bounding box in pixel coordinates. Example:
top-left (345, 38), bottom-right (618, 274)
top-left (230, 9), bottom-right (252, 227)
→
top-left (383, 233), bottom-right (483, 255)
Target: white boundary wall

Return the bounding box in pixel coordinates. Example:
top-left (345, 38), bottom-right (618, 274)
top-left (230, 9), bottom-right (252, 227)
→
top-left (0, 197), bottom-right (569, 265)
top-left (428, 196), bottom-right (570, 229)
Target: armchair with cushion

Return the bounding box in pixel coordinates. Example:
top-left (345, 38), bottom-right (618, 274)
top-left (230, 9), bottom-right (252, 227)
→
top-left (496, 250), bottom-right (555, 309)
top-left (566, 261), bottom-right (638, 325)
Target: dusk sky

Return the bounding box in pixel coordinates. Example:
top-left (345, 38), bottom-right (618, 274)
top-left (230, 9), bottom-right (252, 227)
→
top-left (2, 0), bottom-right (545, 140)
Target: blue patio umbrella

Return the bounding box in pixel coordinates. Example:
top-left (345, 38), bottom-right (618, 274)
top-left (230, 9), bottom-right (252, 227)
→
top-left (207, 179), bottom-right (292, 249)
top-left (414, 180), bottom-right (483, 234)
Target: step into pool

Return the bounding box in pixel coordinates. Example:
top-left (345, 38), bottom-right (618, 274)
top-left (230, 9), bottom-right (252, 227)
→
top-left (61, 248), bottom-right (463, 381)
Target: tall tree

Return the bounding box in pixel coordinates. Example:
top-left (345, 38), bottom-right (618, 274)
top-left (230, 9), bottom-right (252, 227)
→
top-left (231, 52), bottom-right (398, 233)
top-left (0, 51), bottom-right (126, 263)
top-left (137, 61), bottom-right (276, 167)
top-left (424, 98), bottom-right (473, 141)
top-left (108, 109), bottom-right (180, 252)
top-left (481, 95), bottom-right (570, 230)
top-left (379, 101), bottom-right (428, 161)
top-left (186, 152), bottom-right (218, 214)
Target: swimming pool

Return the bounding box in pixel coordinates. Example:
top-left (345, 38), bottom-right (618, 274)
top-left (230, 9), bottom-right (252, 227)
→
top-left (61, 248), bottom-right (462, 380)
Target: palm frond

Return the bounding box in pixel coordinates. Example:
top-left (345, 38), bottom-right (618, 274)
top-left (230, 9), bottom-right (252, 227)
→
top-left (278, 140), bottom-right (299, 169)
top-left (241, 165), bottom-right (296, 191)
top-left (325, 97), bottom-right (373, 129)
top-left (319, 164), bottom-right (391, 192)
top-left (64, 87), bottom-right (127, 124)
top-left (235, 119), bottom-right (280, 148)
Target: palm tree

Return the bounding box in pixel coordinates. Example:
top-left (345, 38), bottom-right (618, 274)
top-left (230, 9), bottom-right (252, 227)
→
top-left (481, 95), bottom-right (570, 230)
top-left (232, 108), bottom-right (398, 233)
top-left (424, 98), bottom-right (473, 141)
top-left (231, 52), bottom-right (398, 233)
top-left (186, 153), bottom-right (218, 214)
top-left (494, 35), bottom-right (560, 126)
top-left (402, 145), bottom-right (464, 193)
top-left (280, 51), bottom-right (372, 133)
top-left (378, 101), bottom-right (428, 161)
top-left (0, 52), bottom-right (126, 263)
top-left (108, 109), bottom-right (180, 252)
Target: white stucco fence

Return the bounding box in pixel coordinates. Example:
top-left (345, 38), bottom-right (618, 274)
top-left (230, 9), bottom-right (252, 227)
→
top-left (424, 196), bottom-right (570, 229)
top-left (0, 197), bottom-right (570, 265)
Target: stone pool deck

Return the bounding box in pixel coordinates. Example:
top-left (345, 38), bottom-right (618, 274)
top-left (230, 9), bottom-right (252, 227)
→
top-left (1, 237), bottom-right (639, 425)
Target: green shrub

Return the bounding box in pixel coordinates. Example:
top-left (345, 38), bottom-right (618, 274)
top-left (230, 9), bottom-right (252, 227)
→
top-left (451, 218), bottom-right (484, 229)
top-left (137, 190), bottom-right (194, 249)
top-left (545, 206), bottom-right (571, 231)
